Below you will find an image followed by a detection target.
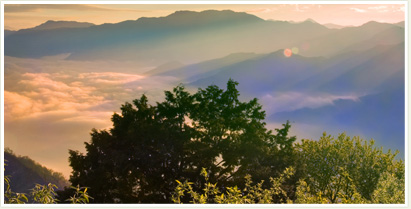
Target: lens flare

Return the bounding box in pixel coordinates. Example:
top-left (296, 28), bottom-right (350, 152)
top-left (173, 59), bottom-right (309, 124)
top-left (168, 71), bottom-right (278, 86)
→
top-left (292, 47), bottom-right (299, 54)
top-left (284, 48), bottom-right (292, 57)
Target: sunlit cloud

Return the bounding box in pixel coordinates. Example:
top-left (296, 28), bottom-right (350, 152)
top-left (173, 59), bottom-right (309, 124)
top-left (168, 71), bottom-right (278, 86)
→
top-left (294, 4), bottom-right (305, 12)
top-left (350, 8), bottom-right (367, 13)
top-left (368, 6), bottom-right (389, 13)
top-left (4, 56), bottom-right (180, 178)
top-left (78, 72), bottom-right (144, 85)
top-left (244, 8), bottom-right (275, 13)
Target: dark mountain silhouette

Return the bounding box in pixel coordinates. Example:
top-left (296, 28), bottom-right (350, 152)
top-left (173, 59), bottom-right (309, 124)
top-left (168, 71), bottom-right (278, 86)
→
top-left (4, 29), bottom-right (15, 38)
top-left (5, 11), bottom-right (402, 67)
top-left (4, 149), bottom-right (69, 194)
top-left (4, 10), bottom-right (330, 65)
top-left (27, 20), bottom-right (95, 30)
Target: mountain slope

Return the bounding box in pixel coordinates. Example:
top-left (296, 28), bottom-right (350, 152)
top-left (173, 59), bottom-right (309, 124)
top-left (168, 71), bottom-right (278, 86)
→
top-left (4, 30), bottom-right (16, 38)
top-left (5, 11), bottom-right (402, 67)
top-left (27, 20), bottom-right (95, 30)
top-left (186, 43), bottom-right (403, 97)
top-left (4, 149), bottom-right (69, 194)
top-left (4, 10), bottom-right (330, 64)
top-left (188, 50), bottom-right (326, 96)
top-left (268, 86), bottom-right (404, 157)
top-left (154, 52), bottom-right (260, 82)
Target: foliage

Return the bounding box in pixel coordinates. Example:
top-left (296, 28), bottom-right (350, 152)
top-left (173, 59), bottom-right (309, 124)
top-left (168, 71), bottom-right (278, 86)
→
top-left (68, 79), bottom-right (296, 203)
top-left (65, 185), bottom-right (93, 204)
top-left (4, 166), bottom-right (91, 204)
top-left (172, 132), bottom-right (404, 204)
top-left (172, 167), bottom-right (295, 204)
top-left (372, 171), bottom-right (405, 204)
top-left (295, 132), bottom-right (404, 203)
top-left (4, 163), bottom-right (28, 204)
top-left (31, 183), bottom-right (58, 204)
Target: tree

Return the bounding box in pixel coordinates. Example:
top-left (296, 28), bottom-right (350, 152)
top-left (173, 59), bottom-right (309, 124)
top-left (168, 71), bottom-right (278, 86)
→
top-left (172, 133), bottom-right (404, 204)
top-left (68, 79), bottom-right (292, 203)
top-left (296, 132), bottom-right (403, 203)
top-left (172, 167), bottom-right (295, 204)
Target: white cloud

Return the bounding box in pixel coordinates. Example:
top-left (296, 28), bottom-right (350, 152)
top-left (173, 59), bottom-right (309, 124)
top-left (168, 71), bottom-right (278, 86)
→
top-left (4, 57), bottom-right (179, 178)
top-left (350, 8), bottom-right (367, 13)
top-left (368, 6), bottom-right (389, 13)
top-left (260, 92), bottom-right (360, 115)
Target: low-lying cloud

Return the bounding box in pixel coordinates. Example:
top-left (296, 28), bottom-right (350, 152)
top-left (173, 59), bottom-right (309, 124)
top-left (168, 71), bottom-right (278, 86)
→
top-left (4, 56), bottom-right (178, 178)
top-left (260, 91), bottom-right (360, 115)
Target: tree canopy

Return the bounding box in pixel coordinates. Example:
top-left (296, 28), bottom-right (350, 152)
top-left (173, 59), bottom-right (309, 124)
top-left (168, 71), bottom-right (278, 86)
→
top-left (66, 80), bottom-right (404, 204)
top-left (67, 79), bottom-right (296, 203)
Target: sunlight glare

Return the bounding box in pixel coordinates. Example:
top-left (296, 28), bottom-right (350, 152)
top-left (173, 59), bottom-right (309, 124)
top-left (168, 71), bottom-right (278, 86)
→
top-left (284, 48), bottom-right (292, 57)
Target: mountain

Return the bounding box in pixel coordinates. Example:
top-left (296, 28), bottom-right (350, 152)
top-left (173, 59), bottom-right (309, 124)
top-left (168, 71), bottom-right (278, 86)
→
top-left (4, 29), bottom-right (16, 38)
top-left (144, 61), bottom-right (185, 76)
top-left (6, 10), bottom-right (402, 66)
top-left (153, 42), bottom-right (403, 158)
top-left (26, 20), bottom-right (95, 30)
top-left (4, 149), bottom-right (69, 194)
top-left (303, 18), bottom-right (318, 24)
top-left (154, 52), bottom-right (260, 82)
top-left (269, 86), bottom-right (404, 157)
top-left (180, 42), bottom-right (404, 101)
top-left (188, 50), bottom-right (326, 96)
top-left (293, 43), bottom-right (405, 94)
top-left (5, 11), bottom-right (403, 67)
top-left (295, 21), bottom-right (403, 57)
top-left (4, 10), bottom-right (331, 65)
top-left (395, 21), bottom-right (405, 28)
top-left (323, 23), bottom-right (350, 29)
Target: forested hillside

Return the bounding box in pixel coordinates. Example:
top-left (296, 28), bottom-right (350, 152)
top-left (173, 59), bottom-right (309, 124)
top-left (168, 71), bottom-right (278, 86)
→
top-left (4, 148), bottom-right (69, 194)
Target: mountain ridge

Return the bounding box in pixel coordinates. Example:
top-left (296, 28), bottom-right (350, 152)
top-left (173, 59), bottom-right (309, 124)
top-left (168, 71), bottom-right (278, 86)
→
top-left (4, 148), bottom-right (69, 194)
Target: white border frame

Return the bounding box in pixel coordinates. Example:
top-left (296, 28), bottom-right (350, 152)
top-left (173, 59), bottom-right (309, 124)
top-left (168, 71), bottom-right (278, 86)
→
top-left (0, 1), bottom-right (408, 208)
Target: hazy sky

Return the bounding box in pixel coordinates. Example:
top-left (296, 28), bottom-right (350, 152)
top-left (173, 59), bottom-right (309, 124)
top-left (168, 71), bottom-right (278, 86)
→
top-left (4, 4), bottom-right (406, 30)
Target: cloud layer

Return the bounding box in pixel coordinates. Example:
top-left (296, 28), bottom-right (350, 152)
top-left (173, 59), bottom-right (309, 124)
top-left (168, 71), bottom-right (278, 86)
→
top-left (4, 56), bottom-right (179, 177)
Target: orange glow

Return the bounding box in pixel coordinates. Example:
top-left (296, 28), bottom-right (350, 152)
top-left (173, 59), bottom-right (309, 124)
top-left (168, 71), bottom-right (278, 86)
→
top-left (284, 48), bottom-right (292, 57)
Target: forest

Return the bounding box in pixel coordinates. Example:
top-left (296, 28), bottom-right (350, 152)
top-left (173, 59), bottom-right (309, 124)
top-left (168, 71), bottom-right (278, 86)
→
top-left (4, 80), bottom-right (404, 204)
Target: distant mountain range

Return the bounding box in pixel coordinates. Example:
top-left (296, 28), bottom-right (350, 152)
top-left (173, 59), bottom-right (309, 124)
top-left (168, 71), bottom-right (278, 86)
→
top-left (4, 149), bottom-right (69, 194)
top-left (149, 41), bottom-right (404, 156)
top-left (5, 10), bottom-right (403, 66)
top-left (27, 20), bottom-right (95, 30)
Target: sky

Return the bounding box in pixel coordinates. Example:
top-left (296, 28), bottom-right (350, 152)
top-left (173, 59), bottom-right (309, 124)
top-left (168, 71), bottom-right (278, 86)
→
top-left (2, 3), bottom-right (406, 178)
top-left (4, 4), bottom-right (406, 30)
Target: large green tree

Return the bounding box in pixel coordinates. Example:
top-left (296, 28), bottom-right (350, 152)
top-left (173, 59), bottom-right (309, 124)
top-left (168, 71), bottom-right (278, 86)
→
top-left (295, 132), bottom-right (404, 203)
top-left (68, 79), bottom-right (294, 203)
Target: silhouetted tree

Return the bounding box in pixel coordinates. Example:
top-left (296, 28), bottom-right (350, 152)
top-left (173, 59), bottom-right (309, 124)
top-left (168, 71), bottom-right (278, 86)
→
top-left (67, 79), bottom-right (297, 203)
